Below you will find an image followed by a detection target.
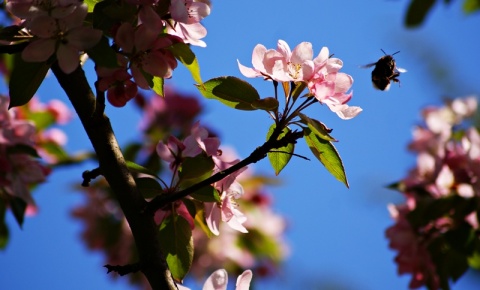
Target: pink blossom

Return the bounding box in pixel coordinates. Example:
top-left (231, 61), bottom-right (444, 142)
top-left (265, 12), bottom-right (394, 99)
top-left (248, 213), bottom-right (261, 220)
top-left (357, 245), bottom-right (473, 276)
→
top-left (138, 86), bottom-right (202, 133)
top-left (205, 181), bottom-right (248, 236)
top-left (387, 96), bottom-right (480, 289)
top-left (96, 56), bottom-right (139, 107)
top-left (206, 153), bottom-right (249, 235)
top-left (386, 204), bottom-right (440, 289)
top-left (6, 0), bottom-right (79, 20)
top-left (138, 4), bottom-right (164, 31)
top-left (0, 96), bottom-right (36, 146)
top-left (237, 42), bottom-right (291, 82)
top-left (170, 0), bottom-right (211, 24)
top-left (115, 23), bottom-right (178, 89)
top-left (238, 40), bottom-right (362, 119)
top-left (21, 4), bottom-right (102, 74)
top-left (179, 269), bottom-right (252, 290)
top-left (166, 22), bottom-right (208, 47)
top-left (156, 123), bottom-right (221, 170)
top-left (191, 122), bottom-right (220, 157)
top-left (202, 269), bottom-right (252, 290)
top-left (2, 154), bottom-right (49, 204)
top-left (307, 46), bottom-right (361, 119)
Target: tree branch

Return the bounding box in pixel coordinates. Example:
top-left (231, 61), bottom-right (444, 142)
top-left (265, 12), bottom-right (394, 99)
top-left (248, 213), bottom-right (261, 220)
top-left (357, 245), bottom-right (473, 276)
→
top-left (146, 128), bottom-right (304, 214)
top-left (51, 63), bottom-right (177, 290)
top-left (81, 167), bottom-right (102, 187)
top-left (105, 263), bottom-right (141, 276)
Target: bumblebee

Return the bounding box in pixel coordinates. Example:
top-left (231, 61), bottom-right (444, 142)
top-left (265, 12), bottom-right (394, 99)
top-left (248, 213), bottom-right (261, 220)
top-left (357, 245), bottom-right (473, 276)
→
top-left (363, 50), bottom-right (406, 91)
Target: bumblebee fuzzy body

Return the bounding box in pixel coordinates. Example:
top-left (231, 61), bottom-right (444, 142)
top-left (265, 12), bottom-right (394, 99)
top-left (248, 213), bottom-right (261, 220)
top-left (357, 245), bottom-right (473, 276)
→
top-left (363, 50), bottom-right (405, 91)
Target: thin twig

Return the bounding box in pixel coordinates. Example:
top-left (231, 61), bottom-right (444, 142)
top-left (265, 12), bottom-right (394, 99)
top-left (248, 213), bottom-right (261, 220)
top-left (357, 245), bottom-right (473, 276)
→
top-left (145, 128), bottom-right (304, 214)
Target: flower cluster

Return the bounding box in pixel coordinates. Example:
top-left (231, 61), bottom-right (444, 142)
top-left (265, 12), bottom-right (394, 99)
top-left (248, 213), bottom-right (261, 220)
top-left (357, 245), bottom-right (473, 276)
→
top-left (0, 95), bottom-right (50, 216)
top-left (95, 0), bottom-right (210, 107)
top-left (156, 124), bottom-right (248, 235)
top-left (238, 40), bottom-right (361, 119)
top-left (386, 96), bottom-right (480, 289)
top-left (5, 0), bottom-right (211, 107)
top-left (6, 0), bottom-right (103, 74)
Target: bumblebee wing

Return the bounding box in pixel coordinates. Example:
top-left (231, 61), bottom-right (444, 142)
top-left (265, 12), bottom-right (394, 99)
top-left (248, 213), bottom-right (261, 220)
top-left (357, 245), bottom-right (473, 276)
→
top-left (360, 62), bottom-right (377, 68)
top-left (396, 67), bottom-right (407, 73)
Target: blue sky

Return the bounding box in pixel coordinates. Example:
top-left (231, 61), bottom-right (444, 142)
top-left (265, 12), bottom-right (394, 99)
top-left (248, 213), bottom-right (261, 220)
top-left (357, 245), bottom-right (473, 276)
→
top-left (1, 0), bottom-right (480, 289)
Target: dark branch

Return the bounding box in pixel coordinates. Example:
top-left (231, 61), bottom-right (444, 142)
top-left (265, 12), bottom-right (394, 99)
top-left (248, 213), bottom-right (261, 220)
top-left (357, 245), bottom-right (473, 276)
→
top-left (146, 129), bottom-right (304, 214)
top-left (105, 263), bottom-right (141, 276)
top-left (94, 79), bottom-right (105, 118)
top-left (0, 42), bottom-right (28, 54)
top-left (81, 167), bottom-right (102, 187)
top-left (51, 62), bottom-right (176, 290)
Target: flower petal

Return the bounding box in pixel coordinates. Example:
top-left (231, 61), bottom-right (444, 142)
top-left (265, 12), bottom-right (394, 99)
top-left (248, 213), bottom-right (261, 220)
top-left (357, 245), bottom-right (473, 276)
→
top-left (57, 43), bottom-right (80, 74)
top-left (22, 39), bottom-right (55, 62)
top-left (202, 269), bottom-right (228, 290)
top-left (291, 42), bottom-right (313, 64)
top-left (235, 270), bottom-right (253, 290)
top-left (67, 27), bottom-right (102, 50)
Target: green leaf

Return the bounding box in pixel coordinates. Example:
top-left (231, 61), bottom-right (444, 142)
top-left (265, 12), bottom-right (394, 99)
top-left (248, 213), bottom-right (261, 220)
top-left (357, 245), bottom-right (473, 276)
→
top-left (158, 215), bottom-right (193, 281)
top-left (10, 197), bottom-right (27, 228)
top-left (125, 160), bottom-right (160, 179)
top-left (6, 144), bottom-right (40, 158)
top-left (252, 97), bottom-right (279, 111)
top-left (468, 251), bottom-right (480, 270)
top-left (190, 186), bottom-right (221, 203)
top-left (152, 76), bottom-right (164, 96)
top-left (463, 0), bottom-right (480, 14)
top-left (9, 53), bottom-right (50, 108)
top-left (303, 128), bottom-right (349, 187)
top-left (86, 36), bottom-right (118, 68)
top-left (136, 177), bottom-right (164, 199)
top-left (41, 142), bottom-right (70, 162)
top-left (405, 0), bottom-right (437, 28)
top-left (195, 76), bottom-right (260, 110)
top-left (237, 229), bottom-right (284, 262)
top-left (28, 111), bottom-right (56, 130)
top-left (169, 42), bottom-right (202, 84)
top-left (290, 81), bottom-right (308, 101)
top-left (298, 113), bottom-right (336, 142)
top-left (84, 0), bottom-right (102, 12)
top-left (183, 198), bottom-right (213, 238)
top-left (123, 143), bottom-right (143, 162)
top-left (267, 124), bottom-right (294, 175)
top-left (179, 154), bottom-right (214, 185)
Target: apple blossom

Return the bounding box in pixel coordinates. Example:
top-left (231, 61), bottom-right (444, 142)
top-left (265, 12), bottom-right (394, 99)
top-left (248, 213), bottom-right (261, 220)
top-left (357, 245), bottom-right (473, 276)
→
top-left (238, 40), bottom-right (362, 119)
top-left (387, 96), bottom-right (480, 289)
top-left (114, 23), bottom-right (178, 89)
top-left (386, 203), bottom-right (440, 289)
top-left (166, 22), bottom-right (208, 47)
top-left (166, 0), bottom-right (210, 47)
top-left (21, 4), bottom-right (102, 74)
top-left (137, 87), bottom-right (202, 135)
top-left (202, 269), bottom-right (252, 290)
top-left (170, 0), bottom-right (211, 24)
top-left (0, 95), bottom-right (51, 212)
